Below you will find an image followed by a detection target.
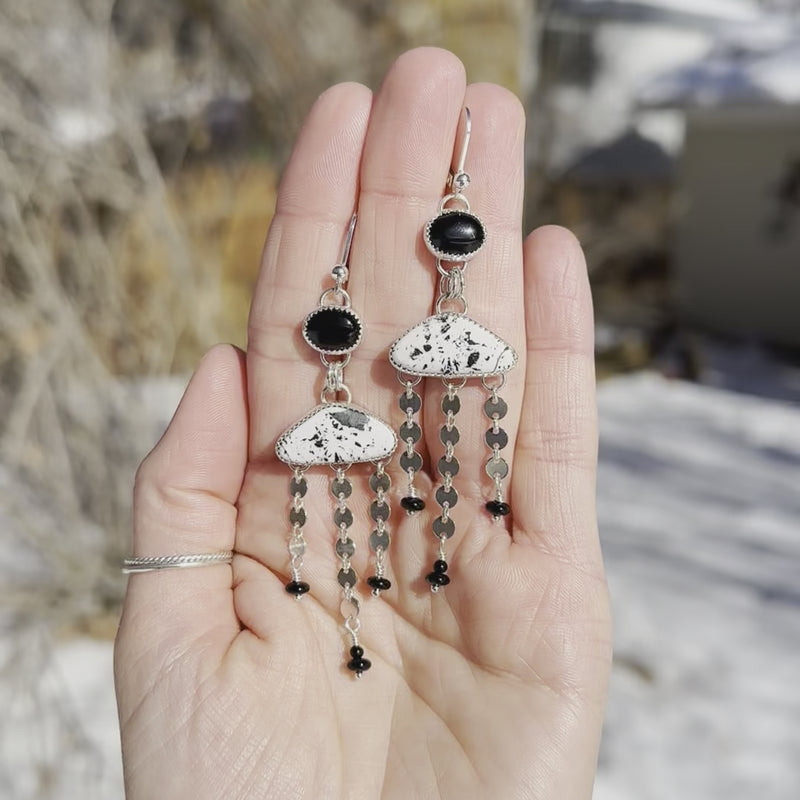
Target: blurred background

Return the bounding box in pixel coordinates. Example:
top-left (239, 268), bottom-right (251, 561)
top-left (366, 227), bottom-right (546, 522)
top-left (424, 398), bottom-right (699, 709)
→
top-left (1, 1), bottom-right (798, 798)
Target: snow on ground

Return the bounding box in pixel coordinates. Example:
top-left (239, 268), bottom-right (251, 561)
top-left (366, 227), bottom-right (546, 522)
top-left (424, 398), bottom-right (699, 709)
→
top-left (595, 373), bottom-right (800, 800)
top-left (2, 371), bottom-right (799, 798)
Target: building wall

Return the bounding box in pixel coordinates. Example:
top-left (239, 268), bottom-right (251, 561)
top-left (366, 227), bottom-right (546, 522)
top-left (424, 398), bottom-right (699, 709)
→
top-left (675, 109), bottom-right (800, 347)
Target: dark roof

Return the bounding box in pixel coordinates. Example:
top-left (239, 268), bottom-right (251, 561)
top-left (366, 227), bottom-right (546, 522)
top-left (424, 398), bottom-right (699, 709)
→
top-left (561, 130), bottom-right (674, 185)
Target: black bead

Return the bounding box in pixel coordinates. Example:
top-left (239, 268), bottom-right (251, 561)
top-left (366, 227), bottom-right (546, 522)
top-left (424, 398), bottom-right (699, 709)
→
top-left (400, 495), bottom-right (425, 512)
top-left (433, 559), bottom-right (448, 574)
top-left (347, 656), bottom-right (372, 675)
top-left (303, 307), bottom-right (362, 352)
top-left (426, 211), bottom-right (485, 259)
top-left (367, 576), bottom-right (392, 591)
top-left (486, 500), bottom-right (511, 517)
top-left (350, 645), bottom-right (364, 658)
top-left (426, 571), bottom-right (451, 588)
top-left (285, 580), bottom-right (310, 596)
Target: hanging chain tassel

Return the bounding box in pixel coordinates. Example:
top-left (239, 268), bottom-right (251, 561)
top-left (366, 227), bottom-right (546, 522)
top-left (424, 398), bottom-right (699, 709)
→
top-left (367, 461), bottom-right (392, 595)
top-left (331, 468), bottom-right (371, 677)
top-left (398, 377), bottom-right (425, 514)
top-left (426, 381), bottom-right (462, 591)
top-left (285, 468), bottom-right (310, 597)
top-left (483, 377), bottom-right (512, 519)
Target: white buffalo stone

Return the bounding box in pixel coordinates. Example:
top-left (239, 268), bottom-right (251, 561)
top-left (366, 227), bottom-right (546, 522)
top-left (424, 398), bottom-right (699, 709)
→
top-left (390, 314), bottom-right (517, 377)
top-left (276, 404), bottom-right (397, 466)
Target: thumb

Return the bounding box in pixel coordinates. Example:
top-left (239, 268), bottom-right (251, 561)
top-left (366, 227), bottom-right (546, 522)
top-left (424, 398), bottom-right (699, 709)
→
top-left (116, 344), bottom-right (248, 671)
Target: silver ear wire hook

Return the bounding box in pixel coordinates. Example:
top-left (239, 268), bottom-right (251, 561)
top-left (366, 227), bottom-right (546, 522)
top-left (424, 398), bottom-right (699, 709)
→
top-left (332, 212), bottom-right (357, 288)
top-left (449, 107), bottom-right (472, 193)
top-left (341, 213), bottom-right (357, 266)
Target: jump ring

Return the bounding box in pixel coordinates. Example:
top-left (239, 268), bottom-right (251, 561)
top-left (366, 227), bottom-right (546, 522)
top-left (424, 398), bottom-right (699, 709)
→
top-left (481, 374), bottom-right (507, 392)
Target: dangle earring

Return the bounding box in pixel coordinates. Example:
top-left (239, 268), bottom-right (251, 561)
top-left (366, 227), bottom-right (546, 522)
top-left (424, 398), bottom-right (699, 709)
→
top-left (276, 215), bottom-right (397, 677)
top-left (389, 108), bottom-right (518, 592)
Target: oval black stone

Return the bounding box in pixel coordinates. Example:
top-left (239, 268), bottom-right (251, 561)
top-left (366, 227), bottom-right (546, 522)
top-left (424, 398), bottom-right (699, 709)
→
top-left (400, 495), bottom-right (425, 512)
top-left (367, 576), bottom-right (392, 591)
top-left (304, 307), bottom-right (362, 352)
top-left (285, 580), bottom-right (310, 596)
top-left (486, 500), bottom-right (511, 517)
top-left (433, 559), bottom-right (448, 574)
top-left (426, 211), bottom-right (485, 260)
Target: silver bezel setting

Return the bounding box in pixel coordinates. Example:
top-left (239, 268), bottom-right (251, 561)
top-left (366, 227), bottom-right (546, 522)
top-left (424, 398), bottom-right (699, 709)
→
top-left (389, 312), bottom-right (519, 379)
top-left (302, 306), bottom-right (363, 355)
top-left (424, 209), bottom-right (486, 262)
top-left (275, 402), bottom-right (398, 467)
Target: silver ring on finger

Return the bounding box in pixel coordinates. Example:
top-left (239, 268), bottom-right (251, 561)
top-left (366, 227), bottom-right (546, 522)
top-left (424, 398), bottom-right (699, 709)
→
top-left (121, 551), bottom-right (234, 573)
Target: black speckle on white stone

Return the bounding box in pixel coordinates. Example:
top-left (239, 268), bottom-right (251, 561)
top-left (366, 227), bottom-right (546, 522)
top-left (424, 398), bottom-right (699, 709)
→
top-left (330, 409), bottom-right (368, 430)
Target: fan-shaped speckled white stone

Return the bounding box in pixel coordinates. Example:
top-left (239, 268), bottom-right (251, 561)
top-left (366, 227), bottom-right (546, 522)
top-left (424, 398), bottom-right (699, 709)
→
top-left (389, 313), bottom-right (517, 378)
top-left (276, 404), bottom-right (397, 467)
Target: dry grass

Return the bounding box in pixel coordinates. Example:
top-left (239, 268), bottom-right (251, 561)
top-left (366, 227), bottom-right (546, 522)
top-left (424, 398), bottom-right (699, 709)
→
top-left (0, 2), bottom-right (534, 795)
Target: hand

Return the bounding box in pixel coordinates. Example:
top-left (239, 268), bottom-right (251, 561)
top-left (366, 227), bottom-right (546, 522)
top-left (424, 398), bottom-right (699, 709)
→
top-left (114, 47), bottom-right (611, 800)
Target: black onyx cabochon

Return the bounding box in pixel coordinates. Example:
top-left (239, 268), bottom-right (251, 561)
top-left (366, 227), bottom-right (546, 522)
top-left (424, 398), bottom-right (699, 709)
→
top-left (425, 210), bottom-right (485, 260)
top-left (303, 306), bottom-right (362, 353)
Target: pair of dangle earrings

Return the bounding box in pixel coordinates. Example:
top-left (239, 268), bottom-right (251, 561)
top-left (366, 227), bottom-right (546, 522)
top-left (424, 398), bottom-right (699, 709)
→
top-left (275, 108), bottom-right (517, 677)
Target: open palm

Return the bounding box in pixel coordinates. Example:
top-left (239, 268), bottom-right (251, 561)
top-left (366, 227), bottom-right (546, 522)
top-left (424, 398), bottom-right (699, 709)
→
top-left (115, 48), bottom-right (611, 800)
